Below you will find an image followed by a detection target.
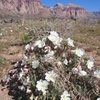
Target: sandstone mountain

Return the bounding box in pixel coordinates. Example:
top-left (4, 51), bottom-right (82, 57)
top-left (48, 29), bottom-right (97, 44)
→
top-left (0, 0), bottom-right (94, 18)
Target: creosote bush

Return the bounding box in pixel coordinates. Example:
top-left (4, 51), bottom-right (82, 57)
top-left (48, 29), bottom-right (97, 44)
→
top-left (1, 31), bottom-right (100, 100)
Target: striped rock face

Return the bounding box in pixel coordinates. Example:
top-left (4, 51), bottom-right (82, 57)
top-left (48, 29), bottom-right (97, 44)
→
top-left (0, 0), bottom-right (92, 18)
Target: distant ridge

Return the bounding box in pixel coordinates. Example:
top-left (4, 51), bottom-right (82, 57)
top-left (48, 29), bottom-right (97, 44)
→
top-left (0, 0), bottom-right (97, 18)
top-left (92, 12), bottom-right (100, 19)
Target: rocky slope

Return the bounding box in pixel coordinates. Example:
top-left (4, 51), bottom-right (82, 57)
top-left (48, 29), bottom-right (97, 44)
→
top-left (0, 0), bottom-right (93, 18)
top-left (50, 3), bottom-right (89, 18)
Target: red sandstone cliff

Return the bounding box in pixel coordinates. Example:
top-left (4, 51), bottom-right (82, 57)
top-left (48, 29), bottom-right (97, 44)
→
top-left (0, 0), bottom-right (91, 18)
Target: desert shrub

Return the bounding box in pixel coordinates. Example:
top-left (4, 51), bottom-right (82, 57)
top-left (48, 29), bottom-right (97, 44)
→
top-left (22, 34), bottom-right (31, 44)
top-left (1, 31), bottom-right (100, 100)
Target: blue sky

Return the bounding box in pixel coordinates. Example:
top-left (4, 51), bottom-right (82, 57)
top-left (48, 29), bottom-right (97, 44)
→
top-left (40, 0), bottom-right (100, 12)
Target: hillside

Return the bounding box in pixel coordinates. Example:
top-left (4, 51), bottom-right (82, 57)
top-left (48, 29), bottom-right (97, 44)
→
top-left (0, 0), bottom-right (92, 18)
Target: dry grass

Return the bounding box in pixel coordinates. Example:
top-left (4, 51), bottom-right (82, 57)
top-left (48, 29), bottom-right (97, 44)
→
top-left (69, 19), bottom-right (100, 66)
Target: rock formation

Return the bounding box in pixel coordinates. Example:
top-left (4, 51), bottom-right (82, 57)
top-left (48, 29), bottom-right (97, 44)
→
top-left (0, 0), bottom-right (93, 18)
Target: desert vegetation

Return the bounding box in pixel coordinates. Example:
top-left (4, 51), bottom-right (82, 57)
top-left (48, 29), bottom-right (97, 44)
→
top-left (0, 18), bottom-right (100, 100)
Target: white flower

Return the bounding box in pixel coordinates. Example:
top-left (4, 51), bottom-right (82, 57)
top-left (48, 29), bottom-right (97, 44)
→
top-left (72, 68), bottom-right (78, 74)
top-left (46, 51), bottom-right (54, 57)
top-left (87, 59), bottom-right (94, 70)
top-left (67, 38), bottom-right (74, 47)
top-left (32, 60), bottom-right (39, 69)
top-left (74, 48), bottom-right (85, 57)
top-left (78, 70), bottom-right (87, 76)
top-left (61, 90), bottom-right (71, 100)
top-left (50, 31), bottom-right (59, 36)
top-left (36, 80), bottom-right (49, 95)
top-left (34, 40), bottom-right (45, 48)
top-left (97, 97), bottom-right (100, 100)
top-left (48, 31), bottom-right (62, 46)
top-left (44, 51), bottom-right (54, 62)
top-left (45, 71), bottom-right (57, 83)
top-left (94, 70), bottom-right (100, 79)
top-left (25, 44), bottom-right (30, 50)
top-left (57, 61), bottom-right (62, 66)
top-left (64, 59), bottom-right (68, 65)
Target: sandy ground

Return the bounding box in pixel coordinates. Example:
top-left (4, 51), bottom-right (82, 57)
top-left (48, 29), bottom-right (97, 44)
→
top-left (0, 35), bottom-right (23, 99)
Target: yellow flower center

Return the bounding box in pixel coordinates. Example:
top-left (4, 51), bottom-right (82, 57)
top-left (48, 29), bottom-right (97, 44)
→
top-left (50, 74), bottom-right (54, 79)
top-left (41, 84), bottom-right (46, 88)
top-left (62, 95), bottom-right (68, 100)
top-left (77, 50), bottom-right (81, 55)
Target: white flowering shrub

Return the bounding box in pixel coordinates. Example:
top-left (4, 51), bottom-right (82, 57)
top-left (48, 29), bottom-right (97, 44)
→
top-left (1, 31), bottom-right (100, 100)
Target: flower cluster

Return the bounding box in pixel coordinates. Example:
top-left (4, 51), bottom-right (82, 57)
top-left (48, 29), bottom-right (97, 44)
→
top-left (1, 31), bottom-right (100, 100)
